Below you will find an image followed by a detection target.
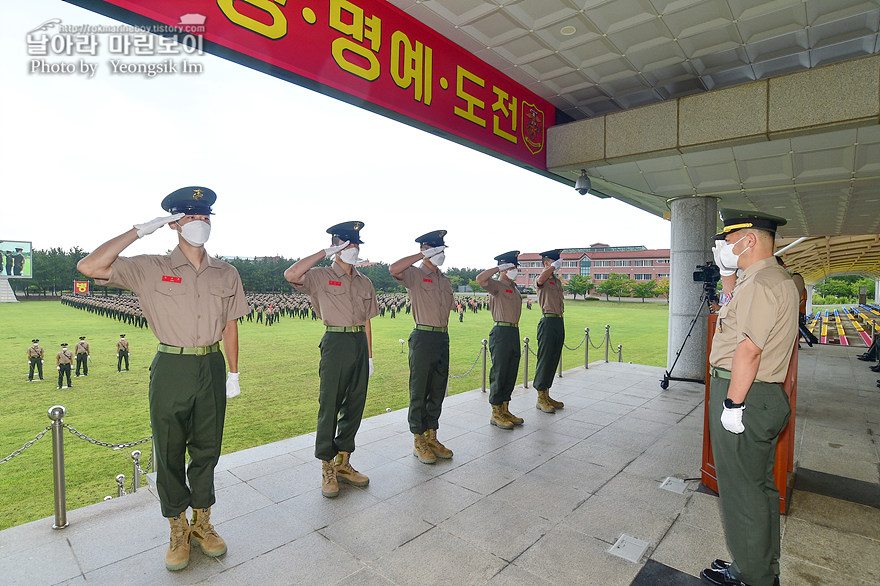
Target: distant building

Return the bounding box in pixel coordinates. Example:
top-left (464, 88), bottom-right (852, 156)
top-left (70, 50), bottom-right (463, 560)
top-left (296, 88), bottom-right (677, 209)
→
top-left (516, 243), bottom-right (670, 290)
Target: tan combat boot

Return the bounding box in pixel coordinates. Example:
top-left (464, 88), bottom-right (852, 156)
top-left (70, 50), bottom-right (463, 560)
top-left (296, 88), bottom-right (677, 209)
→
top-left (546, 393), bottom-right (564, 409)
top-left (501, 402), bottom-right (524, 425)
top-left (190, 507), bottom-right (227, 557)
top-left (413, 433), bottom-right (438, 464)
top-left (490, 404), bottom-right (514, 429)
top-left (165, 513), bottom-right (191, 571)
top-left (334, 451), bottom-right (370, 486)
top-left (424, 429), bottom-right (453, 459)
top-left (536, 390), bottom-right (556, 413)
top-left (322, 459), bottom-right (339, 498)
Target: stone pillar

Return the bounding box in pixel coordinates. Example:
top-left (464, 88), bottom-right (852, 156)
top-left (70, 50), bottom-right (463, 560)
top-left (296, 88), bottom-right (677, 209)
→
top-left (806, 284), bottom-right (814, 315)
top-left (875, 279), bottom-right (879, 303)
top-left (667, 197), bottom-right (718, 379)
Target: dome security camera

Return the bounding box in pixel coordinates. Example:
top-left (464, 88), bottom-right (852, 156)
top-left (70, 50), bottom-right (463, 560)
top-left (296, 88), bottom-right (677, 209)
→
top-left (575, 169), bottom-right (591, 195)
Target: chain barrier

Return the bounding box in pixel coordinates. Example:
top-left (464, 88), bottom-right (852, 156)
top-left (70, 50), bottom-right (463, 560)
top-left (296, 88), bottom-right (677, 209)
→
top-left (63, 424), bottom-right (152, 450)
top-left (563, 336), bottom-right (586, 351)
top-left (0, 425), bottom-right (52, 467)
top-left (588, 331), bottom-right (608, 349)
top-left (449, 345), bottom-right (484, 379)
top-left (527, 343), bottom-right (538, 357)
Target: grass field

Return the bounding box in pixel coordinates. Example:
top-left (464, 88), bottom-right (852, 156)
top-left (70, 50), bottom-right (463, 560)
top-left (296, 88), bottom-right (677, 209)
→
top-left (0, 297), bottom-right (668, 529)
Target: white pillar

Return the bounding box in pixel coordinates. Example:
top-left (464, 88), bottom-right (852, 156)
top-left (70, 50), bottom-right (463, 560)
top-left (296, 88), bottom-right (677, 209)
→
top-left (667, 197), bottom-right (718, 379)
top-left (806, 284), bottom-right (814, 315)
top-left (875, 279), bottom-right (879, 303)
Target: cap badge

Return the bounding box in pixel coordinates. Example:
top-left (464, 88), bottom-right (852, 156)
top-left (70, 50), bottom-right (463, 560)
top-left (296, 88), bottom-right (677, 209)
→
top-left (192, 188), bottom-right (204, 200)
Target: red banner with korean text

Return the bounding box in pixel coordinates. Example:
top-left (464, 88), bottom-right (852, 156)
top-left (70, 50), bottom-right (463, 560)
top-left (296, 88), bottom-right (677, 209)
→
top-left (74, 280), bottom-right (90, 294)
top-left (66, 0), bottom-right (554, 170)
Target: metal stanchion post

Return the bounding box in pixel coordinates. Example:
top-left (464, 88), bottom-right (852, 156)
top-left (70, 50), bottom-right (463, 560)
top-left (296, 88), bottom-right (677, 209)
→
top-left (116, 474), bottom-right (126, 497)
top-left (618, 345), bottom-right (623, 362)
top-left (48, 405), bottom-right (68, 529)
top-left (605, 324), bottom-right (610, 363)
top-left (481, 339), bottom-right (488, 393)
top-left (584, 328), bottom-right (589, 369)
top-left (131, 450), bottom-right (141, 493)
top-left (523, 337), bottom-right (530, 388)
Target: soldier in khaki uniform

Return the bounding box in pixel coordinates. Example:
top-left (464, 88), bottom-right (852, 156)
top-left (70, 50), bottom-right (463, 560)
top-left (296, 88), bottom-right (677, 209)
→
top-left (75, 336), bottom-right (90, 377)
top-left (26, 339), bottom-right (44, 381)
top-left (116, 334), bottom-right (130, 372)
top-left (56, 343), bottom-right (74, 389)
top-left (701, 209), bottom-right (798, 586)
top-left (78, 186), bottom-right (248, 572)
top-left (285, 221), bottom-right (379, 498)
top-left (533, 249), bottom-right (566, 413)
top-left (390, 230), bottom-right (456, 464)
top-left (477, 251), bottom-right (524, 429)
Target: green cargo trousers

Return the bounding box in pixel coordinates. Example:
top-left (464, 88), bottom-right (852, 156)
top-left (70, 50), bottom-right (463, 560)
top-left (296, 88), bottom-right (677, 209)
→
top-left (534, 316), bottom-right (564, 391)
top-left (708, 375), bottom-right (790, 586)
top-left (407, 329), bottom-right (449, 434)
top-left (315, 331), bottom-right (369, 461)
top-left (488, 325), bottom-right (521, 405)
top-left (149, 351), bottom-right (226, 518)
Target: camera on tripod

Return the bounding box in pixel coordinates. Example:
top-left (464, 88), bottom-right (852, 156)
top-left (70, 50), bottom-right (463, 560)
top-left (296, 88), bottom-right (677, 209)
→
top-left (693, 261), bottom-right (721, 305)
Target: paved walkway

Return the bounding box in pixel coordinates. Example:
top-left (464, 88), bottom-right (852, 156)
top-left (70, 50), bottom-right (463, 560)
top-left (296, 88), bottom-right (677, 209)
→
top-left (1, 345), bottom-right (878, 585)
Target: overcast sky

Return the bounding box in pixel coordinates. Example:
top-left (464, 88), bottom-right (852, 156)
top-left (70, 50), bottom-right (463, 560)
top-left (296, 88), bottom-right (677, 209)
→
top-left (0, 0), bottom-right (671, 269)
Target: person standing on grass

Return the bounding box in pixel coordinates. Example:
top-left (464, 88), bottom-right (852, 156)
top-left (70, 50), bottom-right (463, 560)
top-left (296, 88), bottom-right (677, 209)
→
top-left (77, 186), bottom-right (248, 572)
top-left (476, 251), bottom-right (524, 430)
top-left (26, 339), bottom-right (44, 382)
top-left (74, 336), bottom-right (89, 377)
top-left (284, 221), bottom-right (378, 499)
top-left (390, 230), bottom-right (456, 465)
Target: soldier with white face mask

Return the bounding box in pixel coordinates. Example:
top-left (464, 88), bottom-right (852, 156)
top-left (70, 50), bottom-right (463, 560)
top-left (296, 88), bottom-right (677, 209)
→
top-left (77, 186), bottom-right (248, 572)
top-left (284, 221), bottom-right (379, 498)
top-left (477, 251), bottom-right (524, 429)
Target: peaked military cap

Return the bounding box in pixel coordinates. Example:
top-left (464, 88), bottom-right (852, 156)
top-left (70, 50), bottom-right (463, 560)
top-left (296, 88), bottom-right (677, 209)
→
top-left (539, 249), bottom-right (563, 261)
top-left (61, 343), bottom-right (68, 347)
top-left (161, 186), bottom-right (216, 216)
top-left (494, 250), bottom-right (520, 266)
top-left (32, 339), bottom-right (39, 343)
top-left (120, 334), bottom-right (126, 337)
top-left (79, 336), bottom-right (86, 340)
top-left (415, 230), bottom-right (447, 247)
top-left (715, 208), bottom-right (787, 239)
top-left (327, 221), bottom-right (365, 244)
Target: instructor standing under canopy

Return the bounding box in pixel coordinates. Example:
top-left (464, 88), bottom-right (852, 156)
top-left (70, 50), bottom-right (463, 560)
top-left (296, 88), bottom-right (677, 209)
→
top-left (533, 249), bottom-right (566, 414)
top-left (390, 230), bottom-right (456, 464)
top-left (701, 209), bottom-right (798, 586)
top-left (77, 186), bottom-right (248, 572)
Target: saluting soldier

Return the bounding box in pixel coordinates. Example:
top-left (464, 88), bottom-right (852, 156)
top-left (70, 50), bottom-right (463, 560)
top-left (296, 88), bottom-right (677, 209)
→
top-left (284, 221), bottom-right (379, 498)
top-left (390, 230), bottom-right (456, 464)
top-left (26, 339), bottom-right (44, 382)
top-left (116, 334), bottom-right (130, 372)
top-left (476, 251), bottom-right (524, 429)
top-left (701, 209), bottom-right (798, 586)
top-left (77, 186), bottom-right (248, 572)
top-left (74, 336), bottom-right (90, 377)
top-left (56, 343), bottom-right (74, 389)
top-left (533, 249), bottom-right (566, 413)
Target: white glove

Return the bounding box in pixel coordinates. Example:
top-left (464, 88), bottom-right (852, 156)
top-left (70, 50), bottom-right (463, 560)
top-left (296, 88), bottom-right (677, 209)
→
top-left (57, 366), bottom-right (60, 371)
top-left (226, 372), bottom-right (241, 398)
top-left (41, 359), bottom-right (44, 363)
top-left (368, 358), bottom-right (374, 377)
top-left (134, 213), bottom-right (185, 238)
top-left (551, 259), bottom-right (563, 269)
top-left (116, 353), bottom-right (119, 357)
top-left (324, 240), bottom-right (349, 259)
top-left (421, 245), bottom-right (446, 259)
top-left (498, 263), bottom-right (515, 271)
top-left (721, 403), bottom-right (745, 434)
top-left (712, 241), bottom-right (736, 277)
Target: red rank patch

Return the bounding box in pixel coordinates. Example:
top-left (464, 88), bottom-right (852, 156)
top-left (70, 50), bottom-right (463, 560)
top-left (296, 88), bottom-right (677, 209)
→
top-left (505, 289), bottom-right (514, 293)
top-left (423, 278), bottom-right (433, 283)
top-left (162, 275), bottom-right (182, 283)
top-left (329, 280), bottom-right (342, 286)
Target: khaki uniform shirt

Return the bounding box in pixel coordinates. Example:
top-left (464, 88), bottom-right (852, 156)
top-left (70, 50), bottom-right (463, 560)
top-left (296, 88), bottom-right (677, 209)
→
top-left (297, 263), bottom-right (379, 326)
top-left (98, 246), bottom-right (248, 347)
top-left (57, 350), bottom-right (73, 365)
top-left (484, 278), bottom-right (523, 324)
top-left (75, 342), bottom-right (89, 355)
top-left (117, 339), bottom-right (129, 352)
top-left (27, 345), bottom-right (44, 359)
top-left (709, 256), bottom-right (799, 383)
top-left (536, 272), bottom-right (565, 315)
top-left (393, 264), bottom-right (455, 327)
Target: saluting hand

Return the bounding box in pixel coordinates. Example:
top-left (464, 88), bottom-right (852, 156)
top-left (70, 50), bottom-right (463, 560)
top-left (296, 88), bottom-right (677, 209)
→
top-left (551, 259), bottom-right (563, 269)
top-left (134, 213), bottom-right (185, 238)
top-left (498, 263), bottom-right (515, 271)
top-left (421, 246), bottom-right (445, 259)
top-left (324, 240), bottom-right (350, 259)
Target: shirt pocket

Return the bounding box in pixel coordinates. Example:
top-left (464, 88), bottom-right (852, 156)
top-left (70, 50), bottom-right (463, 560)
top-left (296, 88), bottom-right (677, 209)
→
top-left (209, 285), bottom-right (235, 321)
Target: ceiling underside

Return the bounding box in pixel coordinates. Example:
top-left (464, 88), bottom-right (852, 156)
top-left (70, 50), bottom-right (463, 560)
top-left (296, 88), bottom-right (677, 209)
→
top-left (389, 0), bottom-right (880, 280)
top-left (777, 234), bottom-right (880, 282)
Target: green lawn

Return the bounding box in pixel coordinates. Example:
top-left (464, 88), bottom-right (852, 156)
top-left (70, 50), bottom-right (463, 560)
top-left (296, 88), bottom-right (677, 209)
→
top-left (0, 298), bottom-right (668, 529)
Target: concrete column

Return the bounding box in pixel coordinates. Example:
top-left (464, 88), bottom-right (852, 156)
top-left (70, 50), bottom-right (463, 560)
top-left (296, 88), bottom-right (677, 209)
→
top-left (875, 279), bottom-right (879, 303)
top-left (806, 285), bottom-right (814, 315)
top-left (667, 197), bottom-right (717, 379)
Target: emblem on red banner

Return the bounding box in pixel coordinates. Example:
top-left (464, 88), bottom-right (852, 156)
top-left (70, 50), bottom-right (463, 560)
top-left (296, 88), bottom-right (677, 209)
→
top-left (522, 101), bottom-right (545, 155)
top-left (73, 280), bottom-right (89, 294)
top-left (162, 275), bottom-right (182, 283)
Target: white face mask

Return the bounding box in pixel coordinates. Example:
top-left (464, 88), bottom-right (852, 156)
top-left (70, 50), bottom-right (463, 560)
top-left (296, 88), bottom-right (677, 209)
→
top-left (33, 343), bottom-right (38, 347)
top-left (178, 219), bottom-right (211, 247)
top-left (718, 235), bottom-right (749, 270)
top-left (427, 252), bottom-right (445, 267)
top-left (339, 247), bottom-right (359, 265)
top-left (505, 269), bottom-right (518, 280)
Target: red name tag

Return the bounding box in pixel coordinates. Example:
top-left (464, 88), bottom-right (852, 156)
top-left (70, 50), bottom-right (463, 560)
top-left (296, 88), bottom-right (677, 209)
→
top-left (550, 281), bottom-right (555, 285)
top-left (162, 275), bottom-right (182, 283)
top-left (329, 280), bottom-right (342, 286)
top-left (505, 289), bottom-right (514, 293)
top-left (423, 278), bottom-right (433, 283)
